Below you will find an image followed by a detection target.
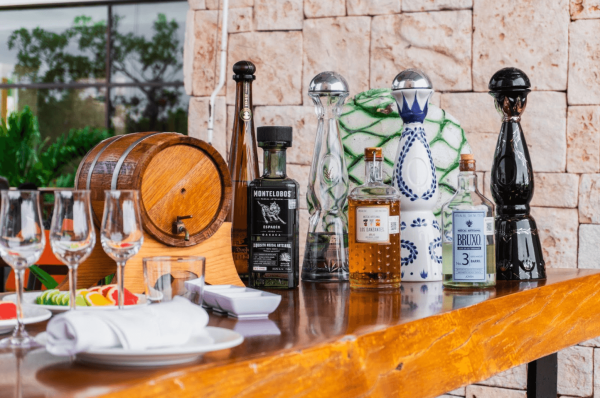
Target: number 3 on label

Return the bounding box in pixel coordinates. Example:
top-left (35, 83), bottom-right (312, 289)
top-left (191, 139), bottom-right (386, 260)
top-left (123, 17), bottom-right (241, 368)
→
top-left (462, 253), bottom-right (469, 265)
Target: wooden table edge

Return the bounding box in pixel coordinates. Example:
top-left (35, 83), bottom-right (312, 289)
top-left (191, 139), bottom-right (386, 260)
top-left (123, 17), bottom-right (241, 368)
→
top-left (91, 269), bottom-right (600, 398)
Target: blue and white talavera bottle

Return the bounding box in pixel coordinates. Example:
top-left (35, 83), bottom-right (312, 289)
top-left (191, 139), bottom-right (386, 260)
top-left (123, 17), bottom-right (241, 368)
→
top-left (391, 69), bottom-right (442, 282)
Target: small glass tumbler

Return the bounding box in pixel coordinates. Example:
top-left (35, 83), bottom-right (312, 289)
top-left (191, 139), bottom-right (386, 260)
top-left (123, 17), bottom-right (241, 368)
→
top-left (143, 256), bottom-right (205, 304)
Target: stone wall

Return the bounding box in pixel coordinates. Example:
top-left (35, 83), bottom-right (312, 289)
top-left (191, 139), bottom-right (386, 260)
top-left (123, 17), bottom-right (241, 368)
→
top-left (184, 0), bottom-right (600, 396)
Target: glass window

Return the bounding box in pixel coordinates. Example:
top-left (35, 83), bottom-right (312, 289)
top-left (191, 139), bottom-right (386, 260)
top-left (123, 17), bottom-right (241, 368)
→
top-left (0, 6), bottom-right (107, 84)
top-left (111, 85), bottom-right (188, 135)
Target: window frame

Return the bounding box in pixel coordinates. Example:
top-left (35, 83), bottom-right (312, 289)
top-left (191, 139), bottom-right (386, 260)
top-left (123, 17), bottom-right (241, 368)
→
top-left (0, 0), bottom-right (187, 130)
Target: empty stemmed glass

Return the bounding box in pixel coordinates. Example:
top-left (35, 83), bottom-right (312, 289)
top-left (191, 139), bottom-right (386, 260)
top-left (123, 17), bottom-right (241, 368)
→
top-left (0, 190), bottom-right (45, 348)
top-left (49, 190), bottom-right (95, 310)
top-left (100, 190), bottom-right (143, 309)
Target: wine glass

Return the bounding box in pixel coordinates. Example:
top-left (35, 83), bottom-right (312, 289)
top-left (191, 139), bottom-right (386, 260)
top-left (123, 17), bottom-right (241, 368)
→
top-left (49, 190), bottom-right (95, 310)
top-left (0, 190), bottom-right (45, 348)
top-left (100, 190), bottom-right (143, 309)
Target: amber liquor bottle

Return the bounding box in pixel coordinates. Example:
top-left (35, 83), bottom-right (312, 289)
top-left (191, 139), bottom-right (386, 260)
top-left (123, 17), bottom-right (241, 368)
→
top-left (348, 147), bottom-right (401, 289)
top-left (248, 126), bottom-right (299, 289)
top-left (228, 61), bottom-right (260, 283)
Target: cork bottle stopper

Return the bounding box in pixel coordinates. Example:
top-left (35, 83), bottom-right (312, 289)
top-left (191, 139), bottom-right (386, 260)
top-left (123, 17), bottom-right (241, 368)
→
top-left (364, 147), bottom-right (383, 161)
top-left (459, 154), bottom-right (476, 172)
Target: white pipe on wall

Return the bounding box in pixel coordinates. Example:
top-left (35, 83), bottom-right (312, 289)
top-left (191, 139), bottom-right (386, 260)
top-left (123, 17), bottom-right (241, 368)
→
top-left (207, 0), bottom-right (229, 146)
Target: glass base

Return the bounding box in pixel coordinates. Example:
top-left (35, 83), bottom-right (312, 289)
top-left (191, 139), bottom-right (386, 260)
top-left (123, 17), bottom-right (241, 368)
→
top-left (442, 273), bottom-right (496, 288)
top-left (0, 332), bottom-right (42, 349)
top-left (301, 272), bottom-right (349, 282)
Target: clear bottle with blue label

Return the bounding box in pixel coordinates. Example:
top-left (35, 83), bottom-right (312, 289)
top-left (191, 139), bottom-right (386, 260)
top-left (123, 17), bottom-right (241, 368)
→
top-left (442, 154), bottom-right (496, 288)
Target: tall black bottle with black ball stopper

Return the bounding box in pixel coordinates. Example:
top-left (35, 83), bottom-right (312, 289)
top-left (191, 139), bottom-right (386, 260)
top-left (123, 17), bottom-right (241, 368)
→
top-left (488, 67), bottom-right (546, 280)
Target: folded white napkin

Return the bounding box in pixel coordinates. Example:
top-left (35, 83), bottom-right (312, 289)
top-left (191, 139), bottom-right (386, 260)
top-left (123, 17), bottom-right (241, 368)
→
top-left (46, 296), bottom-right (212, 356)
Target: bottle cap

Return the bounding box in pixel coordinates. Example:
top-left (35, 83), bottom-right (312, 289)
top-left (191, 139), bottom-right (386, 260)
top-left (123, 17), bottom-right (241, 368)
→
top-left (459, 154), bottom-right (476, 172)
top-left (308, 71), bottom-right (349, 94)
top-left (391, 68), bottom-right (432, 90)
top-left (233, 60), bottom-right (256, 82)
top-left (364, 147), bottom-right (383, 161)
top-left (257, 126), bottom-right (292, 147)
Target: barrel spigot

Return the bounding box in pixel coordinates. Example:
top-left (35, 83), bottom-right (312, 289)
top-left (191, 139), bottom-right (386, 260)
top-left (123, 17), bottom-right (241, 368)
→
top-left (172, 215), bottom-right (193, 241)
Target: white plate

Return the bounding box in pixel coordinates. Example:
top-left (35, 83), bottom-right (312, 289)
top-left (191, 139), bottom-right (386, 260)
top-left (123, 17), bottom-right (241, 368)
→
top-left (37, 326), bottom-right (244, 367)
top-left (3, 292), bottom-right (148, 313)
top-left (0, 305), bottom-right (52, 334)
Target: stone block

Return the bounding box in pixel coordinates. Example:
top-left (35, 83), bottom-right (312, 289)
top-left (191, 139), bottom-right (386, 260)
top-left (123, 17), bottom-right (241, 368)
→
top-left (595, 347), bottom-right (600, 398)
top-left (472, 0), bottom-right (569, 92)
top-left (183, 10), bottom-right (195, 96)
top-left (188, 0), bottom-right (206, 9)
top-left (192, 10), bottom-right (220, 97)
top-left (206, 0), bottom-right (253, 8)
top-left (304, 0), bottom-right (346, 17)
top-left (347, 0), bottom-right (400, 15)
top-left (254, 106), bottom-right (316, 165)
top-left (530, 173), bottom-right (579, 208)
top-left (448, 386), bottom-right (466, 395)
top-left (568, 109), bottom-right (600, 174)
top-left (254, 0), bottom-right (303, 31)
top-left (226, 32), bottom-right (303, 106)
top-left (441, 92), bottom-right (567, 173)
top-left (288, 164), bottom-right (310, 210)
top-left (188, 97), bottom-right (228, 160)
top-left (465, 385), bottom-right (526, 398)
top-left (228, 7), bottom-right (253, 33)
top-left (571, 0), bottom-right (600, 19)
top-left (580, 336), bottom-right (600, 347)
top-left (476, 364), bottom-right (527, 390)
top-left (567, 106), bottom-right (600, 173)
top-left (303, 17), bottom-right (370, 105)
top-left (569, 20), bottom-right (600, 105)
top-left (557, 346), bottom-right (593, 396)
top-left (464, 132), bottom-right (496, 172)
top-left (403, 0), bottom-right (472, 12)
top-left (530, 207), bottom-right (578, 268)
top-left (520, 92), bottom-right (567, 173)
top-left (579, 174), bottom-right (600, 223)
top-left (578, 224), bottom-right (600, 269)
top-left (440, 92), bottom-right (498, 134)
top-left (371, 11), bottom-right (472, 92)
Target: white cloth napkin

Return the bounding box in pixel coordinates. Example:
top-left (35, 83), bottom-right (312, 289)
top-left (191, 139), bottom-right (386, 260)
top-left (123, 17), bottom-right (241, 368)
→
top-left (46, 296), bottom-right (212, 356)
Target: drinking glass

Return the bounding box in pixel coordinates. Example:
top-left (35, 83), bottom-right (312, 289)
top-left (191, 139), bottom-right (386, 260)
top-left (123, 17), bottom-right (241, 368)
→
top-left (0, 190), bottom-right (45, 348)
top-left (49, 190), bottom-right (95, 310)
top-left (143, 256), bottom-right (206, 303)
top-left (100, 190), bottom-right (143, 309)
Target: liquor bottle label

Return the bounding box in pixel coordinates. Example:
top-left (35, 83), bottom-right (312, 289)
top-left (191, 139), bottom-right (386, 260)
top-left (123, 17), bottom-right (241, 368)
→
top-left (389, 216), bottom-right (400, 234)
top-left (251, 242), bottom-right (292, 273)
top-left (251, 188), bottom-right (294, 237)
top-left (356, 206), bottom-right (390, 243)
top-left (452, 210), bottom-right (487, 282)
top-left (484, 217), bottom-right (494, 235)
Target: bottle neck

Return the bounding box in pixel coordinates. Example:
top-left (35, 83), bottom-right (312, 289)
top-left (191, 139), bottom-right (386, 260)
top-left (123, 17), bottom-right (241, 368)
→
top-left (228, 80), bottom-right (259, 182)
top-left (457, 171), bottom-right (477, 192)
top-left (364, 159), bottom-right (383, 183)
top-left (262, 147), bottom-right (287, 179)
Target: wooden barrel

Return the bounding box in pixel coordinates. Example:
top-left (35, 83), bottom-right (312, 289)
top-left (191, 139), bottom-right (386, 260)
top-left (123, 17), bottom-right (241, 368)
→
top-left (75, 132), bottom-right (232, 247)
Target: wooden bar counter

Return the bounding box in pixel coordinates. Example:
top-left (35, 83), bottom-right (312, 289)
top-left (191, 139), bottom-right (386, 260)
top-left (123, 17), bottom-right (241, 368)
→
top-left (1, 268), bottom-right (600, 398)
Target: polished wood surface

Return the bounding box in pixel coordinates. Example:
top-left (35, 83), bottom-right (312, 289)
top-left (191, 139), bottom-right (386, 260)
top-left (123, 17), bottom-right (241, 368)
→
top-left (56, 222), bottom-right (243, 293)
top-left (75, 132), bottom-right (232, 247)
top-left (2, 269), bottom-right (600, 398)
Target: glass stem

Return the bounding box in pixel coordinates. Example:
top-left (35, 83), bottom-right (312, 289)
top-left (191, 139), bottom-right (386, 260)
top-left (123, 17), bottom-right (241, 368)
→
top-left (117, 261), bottom-right (126, 309)
top-left (69, 266), bottom-right (77, 310)
top-left (13, 267), bottom-right (26, 340)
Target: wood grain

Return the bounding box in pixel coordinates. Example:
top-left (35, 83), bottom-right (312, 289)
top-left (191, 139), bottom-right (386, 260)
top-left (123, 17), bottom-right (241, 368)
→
top-left (57, 222), bottom-right (243, 292)
top-left (13, 269), bottom-right (598, 398)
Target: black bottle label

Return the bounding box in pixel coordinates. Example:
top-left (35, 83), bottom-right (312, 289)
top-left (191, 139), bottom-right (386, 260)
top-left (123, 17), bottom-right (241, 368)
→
top-left (250, 189), bottom-right (295, 237)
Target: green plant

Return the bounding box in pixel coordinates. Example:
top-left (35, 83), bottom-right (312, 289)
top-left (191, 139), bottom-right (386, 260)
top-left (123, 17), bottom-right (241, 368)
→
top-left (0, 106), bottom-right (112, 187)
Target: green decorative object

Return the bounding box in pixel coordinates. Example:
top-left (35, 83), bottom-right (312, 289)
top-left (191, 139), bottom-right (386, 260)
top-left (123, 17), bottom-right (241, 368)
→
top-left (339, 88), bottom-right (472, 220)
